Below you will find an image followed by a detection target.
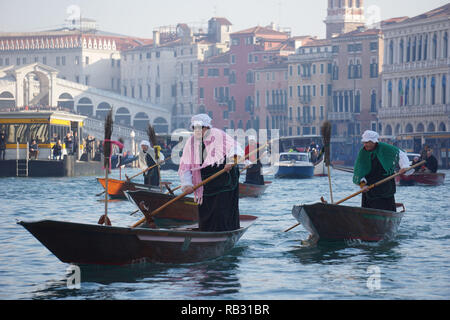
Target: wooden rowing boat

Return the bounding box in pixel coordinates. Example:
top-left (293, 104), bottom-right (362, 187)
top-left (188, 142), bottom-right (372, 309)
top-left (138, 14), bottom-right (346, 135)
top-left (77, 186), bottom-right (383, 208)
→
top-left (18, 215), bottom-right (257, 265)
top-left (395, 172), bottom-right (445, 186)
top-left (313, 158), bottom-right (329, 177)
top-left (125, 189), bottom-right (199, 227)
top-left (97, 178), bottom-right (161, 199)
top-left (292, 203), bottom-right (405, 242)
top-left (239, 181), bottom-right (271, 198)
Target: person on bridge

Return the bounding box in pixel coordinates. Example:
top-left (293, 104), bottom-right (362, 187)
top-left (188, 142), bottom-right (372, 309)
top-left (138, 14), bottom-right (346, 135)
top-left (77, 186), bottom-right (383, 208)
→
top-left (353, 130), bottom-right (411, 212)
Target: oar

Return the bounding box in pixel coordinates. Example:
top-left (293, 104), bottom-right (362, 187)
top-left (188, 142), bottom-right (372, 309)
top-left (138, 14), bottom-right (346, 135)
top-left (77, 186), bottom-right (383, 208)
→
top-left (125, 156), bottom-right (171, 182)
top-left (334, 160), bottom-right (426, 205)
top-left (128, 185), bottom-right (183, 216)
top-left (131, 140), bottom-right (273, 228)
top-left (283, 160), bottom-right (426, 233)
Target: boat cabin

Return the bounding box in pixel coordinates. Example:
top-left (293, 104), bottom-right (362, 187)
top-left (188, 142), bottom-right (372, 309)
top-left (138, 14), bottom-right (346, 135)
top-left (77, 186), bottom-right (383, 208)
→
top-left (0, 111), bottom-right (86, 160)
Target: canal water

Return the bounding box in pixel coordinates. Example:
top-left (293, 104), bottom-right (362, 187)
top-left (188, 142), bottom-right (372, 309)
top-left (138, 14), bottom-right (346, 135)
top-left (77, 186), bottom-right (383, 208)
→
top-left (0, 168), bottom-right (449, 300)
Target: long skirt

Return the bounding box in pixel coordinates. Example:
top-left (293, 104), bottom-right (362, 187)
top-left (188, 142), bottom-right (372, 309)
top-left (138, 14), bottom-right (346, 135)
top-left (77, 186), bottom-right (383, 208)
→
top-left (199, 164), bottom-right (240, 232)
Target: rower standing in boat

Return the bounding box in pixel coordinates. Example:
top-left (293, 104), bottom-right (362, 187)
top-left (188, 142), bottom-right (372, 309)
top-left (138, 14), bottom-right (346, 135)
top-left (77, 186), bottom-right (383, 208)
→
top-left (353, 130), bottom-right (411, 212)
top-left (139, 140), bottom-right (164, 187)
top-left (244, 136), bottom-right (264, 185)
top-left (178, 114), bottom-right (244, 232)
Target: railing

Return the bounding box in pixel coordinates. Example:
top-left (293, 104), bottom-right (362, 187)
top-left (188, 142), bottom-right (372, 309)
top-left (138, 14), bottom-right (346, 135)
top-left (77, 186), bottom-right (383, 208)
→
top-left (267, 104), bottom-right (288, 113)
top-left (378, 104), bottom-right (450, 119)
top-left (298, 95), bottom-right (312, 104)
top-left (327, 112), bottom-right (354, 121)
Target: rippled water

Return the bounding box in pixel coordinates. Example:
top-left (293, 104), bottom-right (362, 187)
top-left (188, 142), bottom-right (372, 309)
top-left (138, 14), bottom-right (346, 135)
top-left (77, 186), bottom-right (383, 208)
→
top-left (0, 168), bottom-right (449, 300)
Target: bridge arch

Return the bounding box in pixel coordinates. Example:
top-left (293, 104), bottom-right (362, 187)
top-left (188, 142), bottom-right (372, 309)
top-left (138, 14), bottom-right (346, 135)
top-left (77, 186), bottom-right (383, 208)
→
top-left (77, 97), bottom-right (94, 116)
top-left (96, 102), bottom-right (112, 120)
top-left (133, 112), bottom-right (150, 131)
top-left (115, 107), bottom-right (131, 126)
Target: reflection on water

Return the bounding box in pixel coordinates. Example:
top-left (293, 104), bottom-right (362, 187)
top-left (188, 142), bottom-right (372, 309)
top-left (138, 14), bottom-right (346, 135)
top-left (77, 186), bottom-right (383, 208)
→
top-left (1, 169), bottom-right (449, 299)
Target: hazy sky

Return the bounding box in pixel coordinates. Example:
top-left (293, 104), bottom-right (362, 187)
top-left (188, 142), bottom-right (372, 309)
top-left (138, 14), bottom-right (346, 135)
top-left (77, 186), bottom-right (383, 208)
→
top-left (0, 0), bottom-right (448, 39)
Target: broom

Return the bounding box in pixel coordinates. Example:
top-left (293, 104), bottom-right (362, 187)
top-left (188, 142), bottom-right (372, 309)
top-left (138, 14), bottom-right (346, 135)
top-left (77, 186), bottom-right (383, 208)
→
top-left (147, 124), bottom-right (161, 188)
top-left (98, 110), bottom-right (113, 226)
top-left (321, 121), bottom-right (333, 203)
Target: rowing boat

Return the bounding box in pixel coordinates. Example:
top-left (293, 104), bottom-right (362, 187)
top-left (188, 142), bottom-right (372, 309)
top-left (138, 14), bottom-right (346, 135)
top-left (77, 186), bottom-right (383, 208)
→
top-left (125, 189), bottom-right (199, 227)
top-left (97, 178), bottom-right (162, 199)
top-left (395, 172), bottom-right (445, 186)
top-left (239, 181), bottom-right (271, 198)
top-left (18, 215), bottom-right (257, 265)
top-left (292, 203), bottom-right (405, 242)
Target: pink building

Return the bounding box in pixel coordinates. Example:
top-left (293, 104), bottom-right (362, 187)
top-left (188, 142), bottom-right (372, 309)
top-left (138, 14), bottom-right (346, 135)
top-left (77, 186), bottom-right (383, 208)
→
top-left (198, 26), bottom-right (292, 130)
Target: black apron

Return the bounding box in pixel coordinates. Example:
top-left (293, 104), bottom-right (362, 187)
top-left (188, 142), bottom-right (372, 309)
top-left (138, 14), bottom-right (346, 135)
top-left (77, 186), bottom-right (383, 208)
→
top-left (198, 142), bottom-right (240, 232)
top-left (144, 152), bottom-right (160, 187)
top-left (361, 154), bottom-right (396, 212)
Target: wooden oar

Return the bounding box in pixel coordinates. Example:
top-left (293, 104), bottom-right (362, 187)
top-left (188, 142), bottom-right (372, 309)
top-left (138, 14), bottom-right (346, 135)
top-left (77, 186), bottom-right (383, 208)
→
top-left (125, 156), bottom-right (171, 182)
top-left (334, 160), bottom-right (426, 205)
top-left (128, 185), bottom-right (183, 216)
top-left (284, 160), bottom-right (426, 233)
top-left (131, 140), bottom-right (273, 228)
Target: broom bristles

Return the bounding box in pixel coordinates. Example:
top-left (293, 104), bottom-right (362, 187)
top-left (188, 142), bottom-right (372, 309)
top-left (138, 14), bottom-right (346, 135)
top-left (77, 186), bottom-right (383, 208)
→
top-left (104, 110), bottom-right (113, 168)
top-left (147, 124), bottom-right (157, 146)
top-left (321, 121), bottom-right (332, 166)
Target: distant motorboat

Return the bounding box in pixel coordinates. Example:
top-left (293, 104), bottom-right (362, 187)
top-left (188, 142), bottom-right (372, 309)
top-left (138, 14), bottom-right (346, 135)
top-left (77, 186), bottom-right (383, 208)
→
top-left (274, 152), bottom-right (314, 179)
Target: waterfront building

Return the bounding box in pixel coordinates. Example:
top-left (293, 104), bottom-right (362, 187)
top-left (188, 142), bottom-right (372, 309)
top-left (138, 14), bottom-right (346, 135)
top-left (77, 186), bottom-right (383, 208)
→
top-left (379, 3), bottom-right (450, 167)
top-left (329, 27), bottom-right (383, 163)
top-left (287, 39), bottom-right (333, 138)
top-left (0, 19), bottom-right (151, 93)
top-left (198, 25), bottom-right (293, 131)
top-left (120, 18), bottom-right (232, 131)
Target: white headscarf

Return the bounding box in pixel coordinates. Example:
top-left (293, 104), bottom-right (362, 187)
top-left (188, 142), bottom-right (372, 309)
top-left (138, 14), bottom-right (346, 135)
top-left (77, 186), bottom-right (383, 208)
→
top-left (140, 140), bottom-right (151, 149)
top-left (361, 130), bottom-right (379, 143)
top-left (190, 114), bottom-right (212, 129)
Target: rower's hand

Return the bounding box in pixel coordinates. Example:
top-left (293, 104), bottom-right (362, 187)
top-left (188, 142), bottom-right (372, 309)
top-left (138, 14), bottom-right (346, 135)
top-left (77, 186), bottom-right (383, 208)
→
top-left (398, 168), bottom-right (408, 175)
top-left (224, 163), bottom-right (234, 172)
top-left (361, 186), bottom-right (370, 193)
top-left (182, 185), bottom-right (194, 194)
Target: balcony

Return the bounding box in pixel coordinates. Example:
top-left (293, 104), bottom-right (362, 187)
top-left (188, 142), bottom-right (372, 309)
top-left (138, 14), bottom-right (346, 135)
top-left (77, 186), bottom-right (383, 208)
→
top-left (383, 58), bottom-right (450, 74)
top-left (267, 104), bottom-right (288, 114)
top-left (378, 104), bottom-right (450, 119)
top-left (298, 95), bottom-right (312, 105)
top-left (327, 112), bottom-right (354, 121)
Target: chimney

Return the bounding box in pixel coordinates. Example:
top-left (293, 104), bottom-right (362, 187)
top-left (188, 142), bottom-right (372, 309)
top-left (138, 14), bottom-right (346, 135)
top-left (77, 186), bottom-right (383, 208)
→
top-left (153, 30), bottom-right (160, 48)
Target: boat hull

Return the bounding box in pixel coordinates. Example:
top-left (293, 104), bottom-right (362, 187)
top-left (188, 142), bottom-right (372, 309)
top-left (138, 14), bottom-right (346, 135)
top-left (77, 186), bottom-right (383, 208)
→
top-left (395, 173), bottom-right (445, 186)
top-left (313, 158), bottom-right (329, 177)
top-left (292, 203), bottom-right (404, 242)
top-left (239, 181), bottom-right (271, 198)
top-left (97, 178), bottom-right (159, 199)
top-left (275, 165), bottom-right (314, 179)
top-left (125, 189), bottom-right (199, 226)
top-left (18, 216), bottom-right (257, 265)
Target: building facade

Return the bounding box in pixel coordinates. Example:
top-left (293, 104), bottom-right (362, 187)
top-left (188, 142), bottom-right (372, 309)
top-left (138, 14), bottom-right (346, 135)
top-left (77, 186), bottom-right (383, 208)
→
top-left (287, 39), bottom-right (333, 137)
top-left (329, 28), bottom-right (383, 163)
top-left (198, 26), bottom-right (293, 131)
top-left (325, 0), bottom-right (365, 39)
top-left (379, 4), bottom-right (450, 167)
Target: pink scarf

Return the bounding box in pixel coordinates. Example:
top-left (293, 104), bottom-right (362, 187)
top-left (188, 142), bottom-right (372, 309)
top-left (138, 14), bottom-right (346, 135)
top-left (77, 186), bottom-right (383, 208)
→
top-left (178, 128), bottom-right (239, 204)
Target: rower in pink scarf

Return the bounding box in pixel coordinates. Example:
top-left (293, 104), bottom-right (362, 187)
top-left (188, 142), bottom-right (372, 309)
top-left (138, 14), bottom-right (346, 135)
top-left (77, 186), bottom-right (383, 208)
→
top-left (178, 114), bottom-right (244, 205)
